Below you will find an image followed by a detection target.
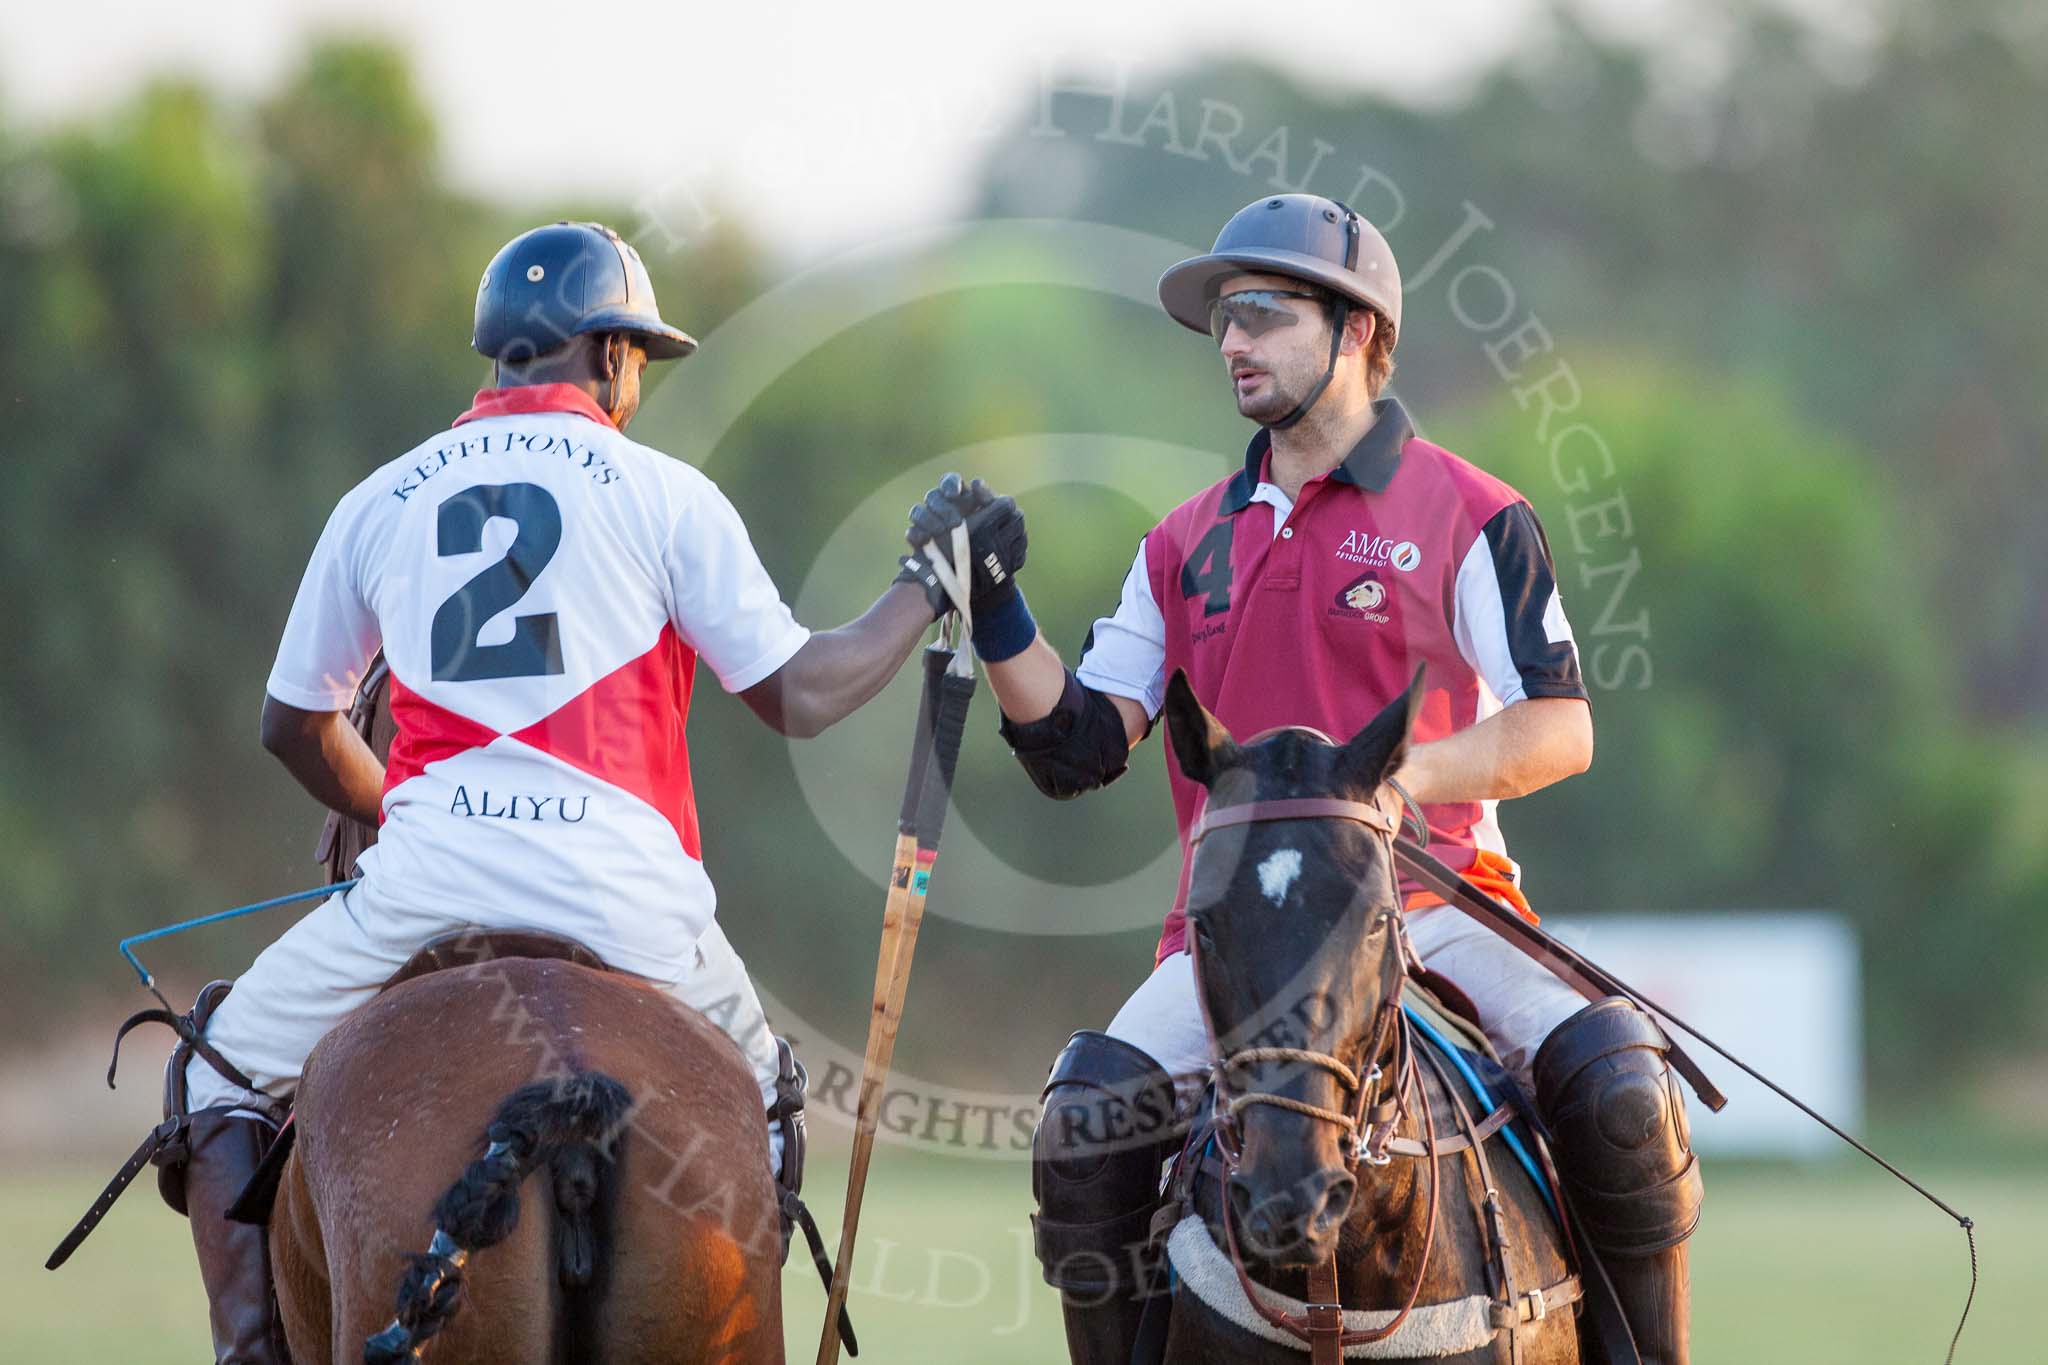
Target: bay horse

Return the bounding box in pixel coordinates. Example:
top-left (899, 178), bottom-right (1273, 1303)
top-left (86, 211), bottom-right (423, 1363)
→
top-left (265, 945), bottom-right (786, 1363)
top-left (1154, 670), bottom-right (1583, 1364)
top-left (270, 659), bottom-right (788, 1362)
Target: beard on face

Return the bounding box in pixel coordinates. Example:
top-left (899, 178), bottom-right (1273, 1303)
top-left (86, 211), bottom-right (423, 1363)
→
top-left (1230, 348), bottom-right (1316, 425)
top-left (1225, 307), bottom-right (1333, 425)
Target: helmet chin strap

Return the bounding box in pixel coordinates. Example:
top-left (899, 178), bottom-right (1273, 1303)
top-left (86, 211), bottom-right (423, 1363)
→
top-left (1264, 299), bottom-right (1349, 431)
top-left (1266, 203), bottom-right (1363, 433)
top-left (604, 333), bottom-right (627, 427)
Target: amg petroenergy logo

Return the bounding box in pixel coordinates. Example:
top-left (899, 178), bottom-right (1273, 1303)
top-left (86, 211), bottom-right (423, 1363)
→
top-left (1336, 530), bottom-right (1421, 572)
top-left (1331, 572), bottom-right (1390, 624)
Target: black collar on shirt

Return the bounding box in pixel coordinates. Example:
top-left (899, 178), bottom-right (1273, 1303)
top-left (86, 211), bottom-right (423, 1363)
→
top-left (1218, 396), bottom-right (1416, 513)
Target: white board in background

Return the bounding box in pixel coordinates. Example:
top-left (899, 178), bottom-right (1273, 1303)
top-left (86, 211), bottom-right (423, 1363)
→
top-left (1541, 913), bottom-right (1862, 1159)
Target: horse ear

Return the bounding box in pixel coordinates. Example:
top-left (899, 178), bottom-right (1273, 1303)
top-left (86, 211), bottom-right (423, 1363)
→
top-left (1336, 665), bottom-right (1427, 793)
top-left (1162, 669), bottom-right (1238, 787)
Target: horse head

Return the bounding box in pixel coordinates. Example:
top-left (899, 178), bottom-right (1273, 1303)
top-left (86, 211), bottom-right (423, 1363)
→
top-left (1163, 667), bottom-right (1424, 1269)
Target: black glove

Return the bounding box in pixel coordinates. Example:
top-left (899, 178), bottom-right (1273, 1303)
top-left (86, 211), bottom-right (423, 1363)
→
top-left (893, 473), bottom-right (1028, 618)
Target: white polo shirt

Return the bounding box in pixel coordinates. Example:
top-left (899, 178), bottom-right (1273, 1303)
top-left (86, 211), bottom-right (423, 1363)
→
top-left (266, 384), bottom-right (809, 978)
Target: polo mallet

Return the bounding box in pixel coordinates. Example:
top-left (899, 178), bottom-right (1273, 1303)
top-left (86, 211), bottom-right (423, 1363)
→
top-left (816, 527), bottom-right (978, 1365)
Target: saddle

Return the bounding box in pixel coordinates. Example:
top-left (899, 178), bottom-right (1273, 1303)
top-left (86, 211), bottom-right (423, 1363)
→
top-left (383, 927), bottom-right (616, 990)
top-left (209, 929), bottom-right (624, 1226)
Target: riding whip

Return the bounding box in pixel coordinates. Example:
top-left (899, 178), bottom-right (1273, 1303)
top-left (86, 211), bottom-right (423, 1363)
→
top-left (816, 526), bottom-right (978, 1365)
top-left (1395, 835), bottom-right (1978, 1363)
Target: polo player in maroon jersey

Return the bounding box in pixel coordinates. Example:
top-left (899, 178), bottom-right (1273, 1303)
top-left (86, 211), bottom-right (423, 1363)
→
top-left (903, 195), bottom-right (1702, 1364)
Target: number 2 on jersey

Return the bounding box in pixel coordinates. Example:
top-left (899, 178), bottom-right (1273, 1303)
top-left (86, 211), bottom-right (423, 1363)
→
top-left (430, 482), bottom-right (566, 682)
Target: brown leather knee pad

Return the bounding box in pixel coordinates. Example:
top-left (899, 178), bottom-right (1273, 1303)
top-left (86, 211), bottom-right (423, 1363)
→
top-left (1534, 997), bottom-right (1704, 1257)
top-left (1030, 1031), bottom-right (1182, 1298)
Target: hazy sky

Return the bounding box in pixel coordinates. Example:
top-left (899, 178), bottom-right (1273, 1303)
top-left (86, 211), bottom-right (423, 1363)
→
top-left (3, 0), bottom-right (1873, 260)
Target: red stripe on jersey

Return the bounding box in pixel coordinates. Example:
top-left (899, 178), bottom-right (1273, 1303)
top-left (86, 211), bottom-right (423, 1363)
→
top-left (384, 676), bottom-right (504, 809)
top-left (381, 627), bottom-right (703, 858)
top-left (452, 384), bottom-right (617, 429)
top-left (511, 624), bottom-right (702, 859)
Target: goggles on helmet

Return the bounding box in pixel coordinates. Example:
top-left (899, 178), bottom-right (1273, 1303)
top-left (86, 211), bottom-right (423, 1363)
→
top-left (1207, 288), bottom-right (1324, 347)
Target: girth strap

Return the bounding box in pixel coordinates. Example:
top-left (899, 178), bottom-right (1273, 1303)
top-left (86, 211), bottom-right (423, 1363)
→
top-left (45, 1117), bottom-right (183, 1270)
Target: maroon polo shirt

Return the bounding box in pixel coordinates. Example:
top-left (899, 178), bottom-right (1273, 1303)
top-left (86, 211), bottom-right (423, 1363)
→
top-left (1122, 398), bottom-right (1587, 962)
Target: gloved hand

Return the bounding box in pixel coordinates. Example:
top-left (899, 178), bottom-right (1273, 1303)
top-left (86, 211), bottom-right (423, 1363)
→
top-left (893, 473), bottom-right (1028, 618)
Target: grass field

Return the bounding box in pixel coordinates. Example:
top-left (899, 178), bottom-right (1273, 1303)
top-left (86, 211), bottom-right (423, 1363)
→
top-left (4, 1143), bottom-right (2023, 1362)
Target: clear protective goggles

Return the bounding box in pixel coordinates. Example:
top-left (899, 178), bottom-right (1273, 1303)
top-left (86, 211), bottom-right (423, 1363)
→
top-left (1207, 288), bottom-right (1324, 347)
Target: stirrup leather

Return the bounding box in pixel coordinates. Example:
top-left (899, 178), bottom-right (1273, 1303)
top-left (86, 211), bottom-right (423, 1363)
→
top-left (767, 1037), bottom-right (858, 1355)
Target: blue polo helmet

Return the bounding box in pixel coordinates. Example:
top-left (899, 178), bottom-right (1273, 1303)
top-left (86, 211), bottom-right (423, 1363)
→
top-left (473, 221), bottom-right (698, 363)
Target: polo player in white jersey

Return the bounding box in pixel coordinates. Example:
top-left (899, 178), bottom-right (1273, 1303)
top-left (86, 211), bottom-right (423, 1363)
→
top-left (156, 221), bottom-right (1027, 1364)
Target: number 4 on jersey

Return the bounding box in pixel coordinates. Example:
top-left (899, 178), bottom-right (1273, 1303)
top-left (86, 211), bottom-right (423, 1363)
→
top-left (1179, 520), bottom-right (1235, 618)
top-left (431, 482), bottom-right (566, 682)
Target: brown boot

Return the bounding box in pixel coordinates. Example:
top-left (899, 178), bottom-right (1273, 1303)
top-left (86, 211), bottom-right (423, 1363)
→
top-left (1535, 999), bottom-right (1703, 1365)
top-left (1053, 1286), bottom-right (1155, 1365)
top-left (1031, 1033), bottom-right (1181, 1365)
top-left (183, 1108), bottom-right (291, 1364)
top-left (1601, 1243), bottom-right (1690, 1365)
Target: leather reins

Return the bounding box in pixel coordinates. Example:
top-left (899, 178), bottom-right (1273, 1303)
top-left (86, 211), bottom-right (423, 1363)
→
top-left (1187, 792), bottom-right (1445, 1361)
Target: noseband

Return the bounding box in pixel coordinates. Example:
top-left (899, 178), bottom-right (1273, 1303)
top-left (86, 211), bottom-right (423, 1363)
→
top-left (1187, 790), bottom-right (1444, 1357)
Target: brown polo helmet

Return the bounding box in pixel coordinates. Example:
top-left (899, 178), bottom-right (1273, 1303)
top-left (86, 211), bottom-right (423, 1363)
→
top-left (1158, 193), bottom-right (1402, 342)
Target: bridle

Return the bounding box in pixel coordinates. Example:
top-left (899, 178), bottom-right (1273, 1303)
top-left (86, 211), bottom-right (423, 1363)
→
top-left (1186, 789), bottom-right (1445, 1359)
top-left (1175, 725), bottom-right (1981, 1362)
top-left (1193, 798), bottom-right (1414, 1168)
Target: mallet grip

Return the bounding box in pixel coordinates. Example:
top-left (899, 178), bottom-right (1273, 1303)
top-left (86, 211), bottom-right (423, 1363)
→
top-left (895, 647), bottom-right (950, 836)
top-left (912, 669), bottom-right (976, 856)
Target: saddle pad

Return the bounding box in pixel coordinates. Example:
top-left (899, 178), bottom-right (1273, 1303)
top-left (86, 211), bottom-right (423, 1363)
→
top-left (1165, 1214), bottom-right (1498, 1359)
top-left (1401, 978), bottom-right (1495, 1064)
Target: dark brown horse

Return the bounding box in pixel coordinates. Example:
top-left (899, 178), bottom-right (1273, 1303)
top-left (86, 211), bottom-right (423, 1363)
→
top-left (1155, 672), bottom-right (1581, 1364)
top-left (270, 947), bottom-right (786, 1363)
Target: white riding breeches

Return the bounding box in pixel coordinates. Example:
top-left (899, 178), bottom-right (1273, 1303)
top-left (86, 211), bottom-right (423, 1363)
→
top-left (184, 879), bottom-right (784, 1164)
top-left (1106, 903), bottom-right (1589, 1110)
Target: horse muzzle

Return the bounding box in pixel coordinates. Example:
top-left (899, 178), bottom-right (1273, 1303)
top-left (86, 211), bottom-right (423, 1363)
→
top-left (1226, 1166), bottom-right (1356, 1266)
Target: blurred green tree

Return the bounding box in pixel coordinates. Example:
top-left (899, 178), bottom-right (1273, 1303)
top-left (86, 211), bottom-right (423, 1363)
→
top-left (1441, 368), bottom-right (2048, 1079)
top-left (4, 10), bottom-right (2043, 1102)
top-left (977, 1), bottom-right (2048, 721)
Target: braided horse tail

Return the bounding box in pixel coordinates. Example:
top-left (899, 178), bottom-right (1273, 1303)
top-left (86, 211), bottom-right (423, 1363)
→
top-left (364, 1071), bottom-right (633, 1363)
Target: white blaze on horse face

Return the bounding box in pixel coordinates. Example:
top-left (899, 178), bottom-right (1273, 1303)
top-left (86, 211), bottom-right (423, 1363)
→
top-left (1257, 848), bottom-right (1304, 906)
